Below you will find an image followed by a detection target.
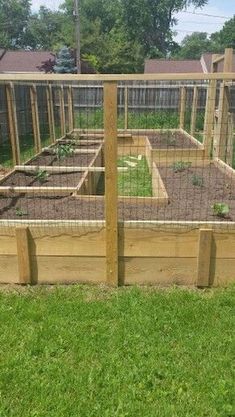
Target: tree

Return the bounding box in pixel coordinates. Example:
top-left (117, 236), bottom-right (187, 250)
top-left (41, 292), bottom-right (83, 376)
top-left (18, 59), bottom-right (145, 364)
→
top-left (54, 46), bottom-right (76, 73)
top-left (174, 32), bottom-right (217, 59)
top-left (120, 0), bottom-right (208, 57)
top-left (0, 0), bottom-right (31, 48)
top-left (211, 16), bottom-right (235, 50)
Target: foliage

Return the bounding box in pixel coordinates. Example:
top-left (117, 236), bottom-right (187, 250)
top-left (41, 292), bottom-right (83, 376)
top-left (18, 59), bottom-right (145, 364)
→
top-left (34, 169), bottom-right (49, 184)
top-left (54, 46), bottom-right (76, 73)
top-left (174, 32), bottom-right (217, 60)
top-left (55, 143), bottom-right (74, 160)
top-left (212, 203), bottom-right (230, 218)
top-left (211, 16), bottom-right (235, 50)
top-left (0, 0), bottom-right (31, 48)
top-left (118, 156), bottom-right (152, 197)
top-left (171, 161), bottom-right (192, 173)
top-left (0, 285), bottom-right (234, 416)
top-left (192, 174), bottom-right (203, 187)
top-left (15, 207), bottom-right (28, 216)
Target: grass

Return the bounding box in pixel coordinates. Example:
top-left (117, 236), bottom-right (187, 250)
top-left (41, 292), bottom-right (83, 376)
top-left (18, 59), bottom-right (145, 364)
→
top-left (0, 285), bottom-right (234, 417)
top-left (118, 156), bottom-right (152, 196)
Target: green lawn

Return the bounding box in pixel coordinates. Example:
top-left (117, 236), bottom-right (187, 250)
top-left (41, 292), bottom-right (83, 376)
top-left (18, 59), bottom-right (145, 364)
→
top-left (0, 285), bottom-right (234, 417)
top-left (118, 156), bottom-right (152, 196)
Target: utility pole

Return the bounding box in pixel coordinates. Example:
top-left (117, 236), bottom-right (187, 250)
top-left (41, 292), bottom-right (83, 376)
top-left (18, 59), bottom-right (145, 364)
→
top-left (74, 0), bottom-right (81, 73)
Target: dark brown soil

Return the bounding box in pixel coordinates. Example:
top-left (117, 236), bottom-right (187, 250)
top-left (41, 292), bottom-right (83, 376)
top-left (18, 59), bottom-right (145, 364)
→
top-left (0, 171), bottom-right (84, 188)
top-left (26, 152), bottom-right (96, 167)
top-left (148, 131), bottom-right (198, 149)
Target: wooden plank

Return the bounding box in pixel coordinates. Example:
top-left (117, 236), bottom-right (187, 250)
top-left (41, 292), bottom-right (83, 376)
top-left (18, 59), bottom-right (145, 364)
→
top-left (203, 79), bottom-right (217, 157)
top-left (59, 86), bottom-right (66, 136)
top-left (104, 81), bottom-right (118, 285)
top-left (179, 87), bottom-right (186, 129)
top-left (14, 165), bottom-right (121, 173)
top-left (30, 85), bottom-right (41, 153)
top-left (0, 72), bottom-right (234, 82)
top-left (151, 162), bottom-right (169, 200)
top-left (190, 86), bottom-right (198, 137)
top-left (42, 147), bottom-right (97, 155)
top-left (214, 84), bottom-right (229, 160)
top-left (124, 86), bottom-right (128, 130)
top-left (5, 83), bottom-right (20, 165)
top-left (223, 48), bottom-right (233, 72)
top-left (34, 256), bottom-right (105, 284)
top-left (46, 85), bottom-right (56, 143)
top-left (197, 229), bottom-right (212, 287)
top-left (0, 186), bottom-right (77, 194)
top-left (15, 226), bottom-right (32, 284)
top-left (67, 86), bottom-right (74, 131)
top-left (225, 113), bottom-right (234, 166)
top-left (0, 255), bottom-right (19, 283)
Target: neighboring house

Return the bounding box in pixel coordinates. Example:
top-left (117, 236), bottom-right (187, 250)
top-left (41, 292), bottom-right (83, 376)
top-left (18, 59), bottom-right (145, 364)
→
top-left (145, 53), bottom-right (235, 74)
top-left (0, 49), bottom-right (96, 73)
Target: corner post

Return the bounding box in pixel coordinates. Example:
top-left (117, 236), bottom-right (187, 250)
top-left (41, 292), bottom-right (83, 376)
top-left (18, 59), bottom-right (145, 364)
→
top-left (30, 84), bottom-right (41, 153)
top-left (197, 229), bottom-right (212, 288)
top-left (190, 86), bottom-right (198, 137)
top-left (203, 79), bottom-right (217, 158)
top-left (59, 85), bottom-right (66, 136)
top-left (15, 227), bottom-right (32, 284)
top-left (124, 86), bottom-right (128, 130)
top-left (46, 84), bottom-right (56, 143)
top-left (5, 82), bottom-right (20, 165)
top-left (104, 81), bottom-right (119, 286)
top-left (179, 86), bottom-right (186, 129)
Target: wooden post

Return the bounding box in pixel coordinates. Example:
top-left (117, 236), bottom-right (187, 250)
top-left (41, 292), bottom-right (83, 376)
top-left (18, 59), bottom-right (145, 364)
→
top-left (226, 113), bottom-right (234, 166)
top-left (179, 86), bottom-right (186, 129)
top-left (104, 81), bottom-right (118, 286)
top-left (203, 79), bottom-right (217, 158)
top-left (197, 229), bottom-right (212, 287)
top-left (5, 82), bottom-right (20, 165)
top-left (67, 86), bottom-right (74, 132)
top-left (190, 86), bottom-right (198, 137)
top-left (15, 227), bottom-right (32, 284)
top-left (30, 84), bottom-right (41, 153)
top-left (59, 85), bottom-right (66, 136)
top-left (214, 48), bottom-right (233, 161)
top-left (124, 86), bottom-right (128, 130)
top-left (46, 84), bottom-right (56, 143)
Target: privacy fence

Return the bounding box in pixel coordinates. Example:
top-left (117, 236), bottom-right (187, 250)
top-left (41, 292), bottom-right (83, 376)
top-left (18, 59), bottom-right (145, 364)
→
top-left (0, 71), bottom-right (234, 287)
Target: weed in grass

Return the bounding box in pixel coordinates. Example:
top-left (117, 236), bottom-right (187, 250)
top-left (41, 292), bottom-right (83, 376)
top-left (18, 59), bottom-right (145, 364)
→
top-left (34, 169), bottom-right (49, 184)
top-left (212, 203), bottom-right (230, 218)
top-left (171, 161), bottom-right (192, 173)
top-left (15, 207), bottom-right (28, 217)
top-left (192, 174), bottom-right (204, 187)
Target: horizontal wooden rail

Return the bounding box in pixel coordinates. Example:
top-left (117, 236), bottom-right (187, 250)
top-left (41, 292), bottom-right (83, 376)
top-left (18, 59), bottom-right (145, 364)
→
top-left (0, 72), bottom-right (235, 82)
top-left (0, 186), bottom-right (77, 194)
top-left (14, 165), bottom-right (128, 173)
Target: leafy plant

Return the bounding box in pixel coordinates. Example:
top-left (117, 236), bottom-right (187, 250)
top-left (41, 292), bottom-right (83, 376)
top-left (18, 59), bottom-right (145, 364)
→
top-left (171, 161), bottom-right (192, 173)
top-left (34, 169), bottom-right (49, 184)
top-left (192, 174), bottom-right (204, 187)
top-left (166, 132), bottom-right (176, 146)
top-left (55, 144), bottom-right (74, 161)
top-left (15, 207), bottom-right (28, 217)
top-left (212, 203), bottom-right (230, 218)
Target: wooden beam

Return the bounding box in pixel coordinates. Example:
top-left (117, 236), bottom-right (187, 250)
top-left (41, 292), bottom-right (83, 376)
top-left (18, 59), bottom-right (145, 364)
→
top-left (42, 147), bottom-right (97, 154)
top-left (30, 85), bottom-right (41, 153)
top-left (15, 227), bottom-right (32, 284)
top-left (197, 229), bottom-right (212, 287)
top-left (46, 84), bottom-right (56, 143)
top-left (223, 48), bottom-right (233, 72)
top-left (203, 79), bottom-right (217, 157)
top-left (179, 87), bottom-right (186, 129)
top-left (190, 86), bottom-right (198, 137)
top-left (226, 113), bottom-right (234, 166)
top-left (5, 82), bottom-right (20, 165)
top-left (104, 81), bottom-right (118, 286)
top-left (0, 186), bottom-right (77, 194)
top-left (124, 86), bottom-right (128, 130)
top-left (67, 86), bottom-right (74, 132)
top-left (59, 86), bottom-right (66, 136)
top-left (14, 165), bottom-right (128, 173)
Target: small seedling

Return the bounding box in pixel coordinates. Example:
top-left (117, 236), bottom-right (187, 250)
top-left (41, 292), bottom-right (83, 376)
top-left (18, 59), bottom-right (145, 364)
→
top-left (171, 161), bottom-right (192, 173)
top-left (192, 174), bottom-right (204, 187)
top-left (35, 169), bottom-right (49, 184)
top-left (166, 132), bottom-right (176, 146)
top-left (15, 207), bottom-right (28, 217)
top-left (212, 203), bottom-right (230, 218)
top-left (55, 144), bottom-right (74, 160)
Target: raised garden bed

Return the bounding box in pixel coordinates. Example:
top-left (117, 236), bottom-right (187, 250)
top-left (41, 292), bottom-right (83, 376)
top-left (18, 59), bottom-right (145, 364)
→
top-left (25, 152), bottom-right (96, 167)
top-left (0, 170), bottom-right (84, 188)
top-left (148, 130), bottom-right (198, 149)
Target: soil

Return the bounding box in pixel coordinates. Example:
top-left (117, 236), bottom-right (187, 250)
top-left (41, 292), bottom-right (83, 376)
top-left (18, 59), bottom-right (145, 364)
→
top-left (56, 141), bottom-right (101, 149)
top-left (0, 164), bottom-right (234, 221)
top-left (25, 152), bottom-right (96, 167)
top-left (0, 171), bottom-right (84, 188)
top-left (148, 132), bottom-right (198, 149)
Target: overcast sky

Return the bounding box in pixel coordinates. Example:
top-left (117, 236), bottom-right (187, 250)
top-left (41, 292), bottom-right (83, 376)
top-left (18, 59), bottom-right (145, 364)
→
top-left (31, 0), bottom-right (234, 44)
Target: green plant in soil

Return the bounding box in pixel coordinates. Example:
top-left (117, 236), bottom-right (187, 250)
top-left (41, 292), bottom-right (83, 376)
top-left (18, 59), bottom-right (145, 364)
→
top-left (166, 131), bottom-right (176, 146)
top-left (118, 156), bottom-right (152, 196)
top-left (34, 169), bottom-right (49, 184)
top-left (192, 174), bottom-right (204, 187)
top-left (212, 203), bottom-right (230, 218)
top-left (15, 207), bottom-right (28, 217)
top-left (55, 144), bottom-right (74, 160)
top-left (171, 161), bottom-right (192, 173)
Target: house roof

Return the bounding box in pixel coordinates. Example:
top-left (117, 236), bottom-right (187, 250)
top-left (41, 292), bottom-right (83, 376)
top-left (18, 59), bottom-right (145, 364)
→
top-left (145, 53), bottom-right (235, 74)
top-left (0, 50), bottom-right (97, 73)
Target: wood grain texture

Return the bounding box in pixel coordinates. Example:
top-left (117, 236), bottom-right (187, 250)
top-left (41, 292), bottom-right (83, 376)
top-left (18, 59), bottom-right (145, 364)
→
top-left (203, 79), bottom-right (217, 157)
top-left (190, 86), bottom-right (198, 137)
top-left (104, 81), bottom-right (118, 285)
top-left (197, 229), bottom-right (212, 287)
top-left (46, 85), bottom-right (56, 143)
top-left (30, 85), bottom-right (41, 153)
top-left (15, 227), bottom-right (32, 284)
top-left (179, 87), bottom-right (186, 129)
top-left (5, 83), bottom-right (20, 165)
top-left (59, 86), bottom-right (66, 136)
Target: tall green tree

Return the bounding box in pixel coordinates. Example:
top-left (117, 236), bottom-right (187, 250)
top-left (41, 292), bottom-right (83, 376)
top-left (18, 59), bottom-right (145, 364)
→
top-left (0, 0), bottom-right (31, 48)
top-left (211, 16), bottom-right (235, 50)
top-left (173, 32), bottom-right (219, 59)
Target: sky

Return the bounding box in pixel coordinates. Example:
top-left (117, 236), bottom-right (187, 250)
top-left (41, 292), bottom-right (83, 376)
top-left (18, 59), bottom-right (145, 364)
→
top-left (31, 0), bottom-right (234, 45)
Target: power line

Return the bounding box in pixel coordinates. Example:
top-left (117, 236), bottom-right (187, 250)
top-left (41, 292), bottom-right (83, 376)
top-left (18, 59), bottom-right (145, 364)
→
top-left (181, 10), bottom-right (231, 19)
